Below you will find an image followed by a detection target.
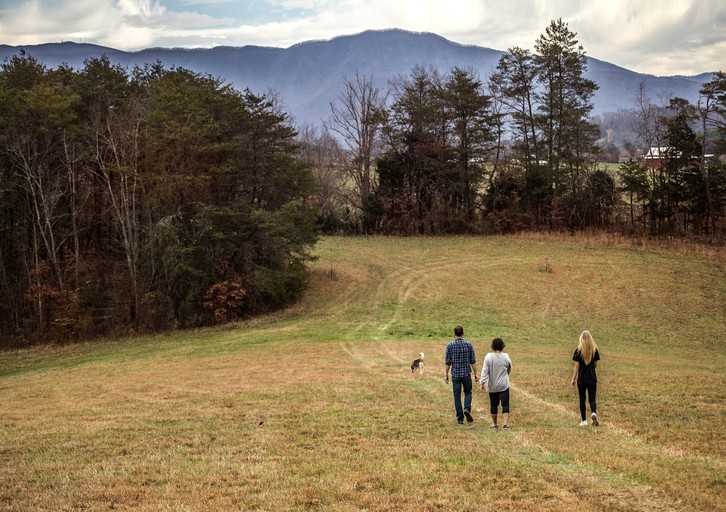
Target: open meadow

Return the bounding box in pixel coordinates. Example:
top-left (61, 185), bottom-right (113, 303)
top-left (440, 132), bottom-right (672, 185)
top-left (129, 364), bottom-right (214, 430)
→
top-left (1, 234), bottom-right (724, 511)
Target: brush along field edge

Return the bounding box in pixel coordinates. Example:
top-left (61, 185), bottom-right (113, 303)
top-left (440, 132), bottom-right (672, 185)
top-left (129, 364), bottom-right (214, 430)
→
top-left (0, 235), bottom-right (724, 511)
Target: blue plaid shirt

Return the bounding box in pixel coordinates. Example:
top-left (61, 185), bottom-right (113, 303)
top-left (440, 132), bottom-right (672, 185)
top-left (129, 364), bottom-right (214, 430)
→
top-left (445, 337), bottom-right (476, 378)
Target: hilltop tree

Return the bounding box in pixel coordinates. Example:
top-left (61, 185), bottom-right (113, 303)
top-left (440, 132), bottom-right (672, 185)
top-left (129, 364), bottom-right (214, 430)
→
top-left (378, 66), bottom-right (448, 233)
top-left (443, 67), bottom-right (494, 226)
top-left (488, 20), bottom-right (599, 230)
top-left (534, 18), bottom-right (599, 199)
top-left (374, 65), bottom-right (496, 233)
top-left (490, 47), bottom-right (540, 168)
top-left (696, 71), bottom-right (726, 234)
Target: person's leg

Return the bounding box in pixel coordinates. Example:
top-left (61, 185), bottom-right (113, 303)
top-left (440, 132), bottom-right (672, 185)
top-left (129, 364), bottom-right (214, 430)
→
top-left (588, 382), bottom-right (598, 425)
top-left (577, 383), bottom-right (588, 423)
top-left (500, 388), bottom-right (510, 427)
top-left (489, 392), bottom-right (500, 426)
top-left (588, 382), bottom-right (597, 413)
top-left (462, 375), bottom-right (473, 421)
top-left (452, 377), bottom-right (464, 423)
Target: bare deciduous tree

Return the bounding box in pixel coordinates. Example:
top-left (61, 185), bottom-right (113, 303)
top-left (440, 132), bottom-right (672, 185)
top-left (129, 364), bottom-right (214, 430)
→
top-left (90, 99), bottom-right (145, 328)
top-left (326, 72), bottom-right (387, 233)
top-left (298, 124), bottom-right (348, 230)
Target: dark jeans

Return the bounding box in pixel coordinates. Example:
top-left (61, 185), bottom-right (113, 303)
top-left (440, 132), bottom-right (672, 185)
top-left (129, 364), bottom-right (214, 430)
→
top-left (578, 382), bottom-right (597, 420)
top-left (452, 375), bottom-right (473, 422)
top-left (488, 388), bottom-right (510, 414)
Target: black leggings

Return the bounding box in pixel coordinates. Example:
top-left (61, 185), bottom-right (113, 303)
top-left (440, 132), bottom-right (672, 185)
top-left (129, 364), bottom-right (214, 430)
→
top-left (578, 382), bottom-right (597, 420)
top-left (489, 388), bottom-right (510, 414)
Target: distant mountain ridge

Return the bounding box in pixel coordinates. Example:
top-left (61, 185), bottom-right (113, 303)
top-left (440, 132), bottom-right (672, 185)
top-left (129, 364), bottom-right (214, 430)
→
top-left (0, 29), bottom-right (714, 126)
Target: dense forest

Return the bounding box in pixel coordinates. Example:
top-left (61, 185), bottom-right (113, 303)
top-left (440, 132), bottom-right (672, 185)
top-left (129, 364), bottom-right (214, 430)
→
top-left (0, 53), bottom-right (319, 343)
top-left (1, 20), bottom-right (724, 344)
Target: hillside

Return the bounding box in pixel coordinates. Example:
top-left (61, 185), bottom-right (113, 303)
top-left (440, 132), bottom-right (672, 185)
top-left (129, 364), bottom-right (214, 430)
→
top-left (1, 235), bottom-right (724, 510)
top-left (0, 29), bottom-right (713, 126)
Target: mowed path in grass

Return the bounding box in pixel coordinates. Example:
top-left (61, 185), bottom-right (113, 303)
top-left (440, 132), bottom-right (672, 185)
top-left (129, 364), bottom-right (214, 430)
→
top-left (0, 235), bottom-right (724, 511)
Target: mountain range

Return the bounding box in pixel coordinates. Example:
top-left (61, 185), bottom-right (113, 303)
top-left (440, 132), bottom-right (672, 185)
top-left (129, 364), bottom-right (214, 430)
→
top-left (0, 29), bottom-right (715, 127)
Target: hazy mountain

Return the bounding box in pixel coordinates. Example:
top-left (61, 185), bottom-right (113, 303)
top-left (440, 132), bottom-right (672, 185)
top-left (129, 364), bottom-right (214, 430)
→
top-left (0, 29), bottom-right (714, 127)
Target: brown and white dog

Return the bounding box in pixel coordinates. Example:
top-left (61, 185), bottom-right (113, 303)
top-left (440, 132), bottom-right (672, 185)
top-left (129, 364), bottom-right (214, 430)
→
top-left (411, 352), bottom-right (425, 374)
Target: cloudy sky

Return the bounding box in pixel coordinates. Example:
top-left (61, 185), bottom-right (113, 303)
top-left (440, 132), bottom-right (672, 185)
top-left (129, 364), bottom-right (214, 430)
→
top-left (0, 0), bottom-right (724, 76)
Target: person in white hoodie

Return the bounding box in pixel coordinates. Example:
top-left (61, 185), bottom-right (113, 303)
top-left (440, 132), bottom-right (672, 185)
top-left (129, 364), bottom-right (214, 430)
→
top-left (479, 338), bottom-right (512, 429)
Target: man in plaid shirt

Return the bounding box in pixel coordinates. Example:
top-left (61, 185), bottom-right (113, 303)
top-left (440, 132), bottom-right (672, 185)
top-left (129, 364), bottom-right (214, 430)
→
top-left (445, 325), bottom-right (479, 424)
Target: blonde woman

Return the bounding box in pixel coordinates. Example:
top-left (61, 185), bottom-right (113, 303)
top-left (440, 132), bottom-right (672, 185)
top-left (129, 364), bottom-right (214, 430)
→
top-left (570, 330), bottom-right (600, 427)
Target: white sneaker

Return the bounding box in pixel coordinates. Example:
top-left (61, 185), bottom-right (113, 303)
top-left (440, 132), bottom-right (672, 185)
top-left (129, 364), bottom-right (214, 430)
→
top-left (580, 420), bottom-right (588, 427)
top-left (591, 412), bottom-right (599, 426)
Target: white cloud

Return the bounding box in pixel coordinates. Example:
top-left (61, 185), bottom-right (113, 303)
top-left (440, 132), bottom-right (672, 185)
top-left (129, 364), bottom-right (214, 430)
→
top-left (0, 0), bottom-right (115, 44)
top-left (117, 0), bottom-right (165, 17)
top-left (379, 0), bottom-right (487, 33)
top-left (268, 0), bottom-right (335, 10)
top-left (180, 0), bottom-right (235, 4)
top-left (568, 0), bottom-right (726, 74)
top-left (0, 0), bottom-right (236, 49)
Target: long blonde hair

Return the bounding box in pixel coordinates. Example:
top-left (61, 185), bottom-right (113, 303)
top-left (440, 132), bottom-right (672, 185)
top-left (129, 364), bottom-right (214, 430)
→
top-left (577, 330), bottom-right (597, 365)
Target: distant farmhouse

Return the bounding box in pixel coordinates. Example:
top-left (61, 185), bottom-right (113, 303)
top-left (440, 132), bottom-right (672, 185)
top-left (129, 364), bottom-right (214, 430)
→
top-left (642, 147), bottom-right (713, 169)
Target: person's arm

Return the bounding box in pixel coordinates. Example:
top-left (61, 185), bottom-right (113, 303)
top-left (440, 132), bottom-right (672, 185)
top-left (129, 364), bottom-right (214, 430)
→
top-left (469, 345), bottom-right (478, 382)
top-left (570, 361), bottom-right (579, 387)
top-left (479, 357), bottom-right (489, 389)
top-left (445, 363), bottom-right (451, 383)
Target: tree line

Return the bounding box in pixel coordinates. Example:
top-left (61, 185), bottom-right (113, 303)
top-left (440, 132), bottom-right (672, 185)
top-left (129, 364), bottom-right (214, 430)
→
top-left (0, 53), bottom-right (319, 344)
top-left (316, 20), bottom-right (726, 237)
top-left (2, 19), bottom-right (724, 344)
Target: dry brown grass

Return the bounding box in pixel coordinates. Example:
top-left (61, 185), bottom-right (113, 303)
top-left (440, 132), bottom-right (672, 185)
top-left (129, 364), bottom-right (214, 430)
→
top-left (513, 229), bottom-right (725, 258)
top-left (0, 235), bottom-right (724, 511)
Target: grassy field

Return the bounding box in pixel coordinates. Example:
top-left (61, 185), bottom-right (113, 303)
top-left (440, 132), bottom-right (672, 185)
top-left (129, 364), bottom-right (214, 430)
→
top-left (1, 234), bottom-right (724, 511)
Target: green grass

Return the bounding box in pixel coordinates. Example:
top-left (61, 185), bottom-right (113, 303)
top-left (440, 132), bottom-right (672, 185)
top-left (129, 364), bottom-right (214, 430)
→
top-left (1, 234), bottom-right (724, 511)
